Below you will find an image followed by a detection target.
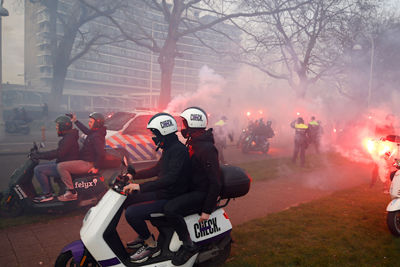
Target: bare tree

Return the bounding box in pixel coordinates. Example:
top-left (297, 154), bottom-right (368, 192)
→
top-left (230, 0), bottom-right (379, 99)
top-left (83, 0), bottom-right (310, 109)
top-left (28, 0), bottom-right (125, 111)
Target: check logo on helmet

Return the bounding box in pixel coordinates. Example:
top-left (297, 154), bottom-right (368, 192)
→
top-left (160, 119), bottom-right (173, 128)
top-left (190, 114), bottom-right (203, 121)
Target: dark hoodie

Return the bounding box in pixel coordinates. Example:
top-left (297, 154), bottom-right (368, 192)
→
top-left (135, 134), bottom-right (191, 200)
top-left (34, 129), bottom-right (79, 163)
top-left (75, 120), bottom-right (106, 169)
top-left (188, 128), bottom-right (221, 214)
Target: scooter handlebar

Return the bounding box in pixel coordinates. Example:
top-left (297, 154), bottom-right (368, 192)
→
top-left (111, 174), bottom-right (131, 194)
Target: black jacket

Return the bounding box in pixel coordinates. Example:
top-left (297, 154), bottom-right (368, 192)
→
top-left (35, 129), bottom-right (79, 163)
top-left (135, 134), bottom-right (190, 200)
top-left (188, 129), bottom-right (221, 214)
top-left (75, 120), bottom-right (106, 169)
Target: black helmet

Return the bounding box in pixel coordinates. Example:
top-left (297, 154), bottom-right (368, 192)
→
top-left (55, 115), bottom-right (72, 135)
top-left (89, 112), bottom-right (105, 129)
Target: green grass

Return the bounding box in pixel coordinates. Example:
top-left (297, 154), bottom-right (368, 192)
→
top-left (224, 185), bottom-right (399, 267)
top-left (237, 152), bottom-right (350, 182)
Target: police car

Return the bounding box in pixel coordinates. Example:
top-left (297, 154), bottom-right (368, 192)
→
top-left (104, 110), bottom-right (184, 163)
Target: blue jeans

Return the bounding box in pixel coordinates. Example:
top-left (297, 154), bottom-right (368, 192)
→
top-left (124, 192), bottom-right (168, 240)
top-left (34, 162), bottom-right (59, 195)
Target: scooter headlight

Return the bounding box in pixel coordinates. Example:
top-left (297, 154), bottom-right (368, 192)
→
top-left (84, 207), bottom-right (93, 222)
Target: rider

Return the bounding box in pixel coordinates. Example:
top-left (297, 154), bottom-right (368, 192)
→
top-left (214, 116), bottom-right (229, 164)
top-left (123, 113), bottom-right (191, 263)
top-left (31, 115), bottom-right (79, 202)
top-left (265, 120), bottom-right (275, 139)
top-left (164, 107), bottom-right (222, 265)
top-left (56, 112), bottom-right (107, 201)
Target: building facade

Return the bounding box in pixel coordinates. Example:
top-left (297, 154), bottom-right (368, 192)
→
top-left (23, 0), bottom-right (239, 113)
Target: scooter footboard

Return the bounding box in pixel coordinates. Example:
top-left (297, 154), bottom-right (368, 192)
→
top-left (387, 198), bottom-right (400, 212)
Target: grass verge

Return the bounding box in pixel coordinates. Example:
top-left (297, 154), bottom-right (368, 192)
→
top-left (224, 184), bottom-right (397, 266)
top-left (237, 152), bottom-right (352, 182)
top-left (0, 152), bottom-right (361, 230)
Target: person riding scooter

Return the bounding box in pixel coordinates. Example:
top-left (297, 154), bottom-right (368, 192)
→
top-left (31, 115), bottom-right (79, 202)
top-left (57, 112), bottom-right (107, 202)
top-left (163, 106), bottom-right (222, 265)
top-left (123, 113), bottom-right (191, 263)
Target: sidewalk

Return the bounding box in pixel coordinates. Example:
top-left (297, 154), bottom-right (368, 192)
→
top-left (0, 160), bottom-right (370, 267)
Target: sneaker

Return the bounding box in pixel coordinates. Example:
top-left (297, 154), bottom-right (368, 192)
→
top-left (172, 244), bottom-right (198, 266)
top-left (57, 190), bottom-right (78, 202)
top-left (126, 236), bottom-right (145, 249)
top-left (33, 193), bottom-right (54, 203)
top-left (130, 244), bottom-right (161, 263)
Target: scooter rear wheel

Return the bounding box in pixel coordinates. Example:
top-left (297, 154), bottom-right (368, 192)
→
top-left (387, 211), bottom-right (400, 236)
top-left (195, 237), bottom-right (232, 267)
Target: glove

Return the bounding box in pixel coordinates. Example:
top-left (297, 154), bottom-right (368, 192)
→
top-left (127, 165), bottom-right (136, 176)
top-left (30, 152), bottom-right (41, 160)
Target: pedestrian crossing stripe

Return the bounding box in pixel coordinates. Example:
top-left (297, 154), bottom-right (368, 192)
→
top-left (106, 133), bottom-right (161, 162)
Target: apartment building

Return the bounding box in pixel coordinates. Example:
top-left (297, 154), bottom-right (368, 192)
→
top-left (22, 0), bottom-right (239, 112)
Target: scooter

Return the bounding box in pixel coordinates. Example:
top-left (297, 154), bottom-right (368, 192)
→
top-left (0, 142), bottom-right (125, 217)
top-left (241, 134), bottom-right (270, 154)
top-left (236, 128), bottom-right (249, 148)
top-left (386, 147), bottom-right (400, 236)
top-left (55, 160), bottom-right (251, 267)
top-left (5, 119), bottom-right (30, 135)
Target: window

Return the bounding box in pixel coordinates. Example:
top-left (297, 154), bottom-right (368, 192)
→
top-left (123, 115), bottom-right (153, 135)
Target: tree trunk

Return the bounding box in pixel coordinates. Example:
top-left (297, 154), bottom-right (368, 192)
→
top-left (158, 39), bottom-right (177, 110)
top-left (159, 60), bottom-right (174, 110)
top-left (295, 68), bottom-right (308, 99)
top-left (49, 25), bottom-right (77, 112)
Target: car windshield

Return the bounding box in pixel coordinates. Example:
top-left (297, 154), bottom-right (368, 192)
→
top-left (105, 112), bottom-right (136, 131)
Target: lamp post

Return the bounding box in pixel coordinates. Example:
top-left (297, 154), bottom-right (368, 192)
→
top-left (353, 34), bottom-right (374, 109)
top-left (367, 35), bottom-right (374, 109)
top-left (0, 0), bottom-right (9, 130)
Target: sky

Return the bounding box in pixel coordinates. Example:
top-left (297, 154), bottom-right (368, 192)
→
top-left (2, 1), bottom-right (24, 84)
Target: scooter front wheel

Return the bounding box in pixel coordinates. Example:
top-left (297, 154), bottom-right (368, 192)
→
top-left (55, 251), bottom-right (99, 267)
top-left (0, 194), bottom-right (24, 217)
top-left (387, 211), bottom-right (400, 236)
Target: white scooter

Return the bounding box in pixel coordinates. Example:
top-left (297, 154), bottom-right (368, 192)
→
top-left (386, 158), bottom-right (400, 236)
top-left (55, 160), bottom-right (251, 266)
top-left (384, 135), bottom-right (400, 236)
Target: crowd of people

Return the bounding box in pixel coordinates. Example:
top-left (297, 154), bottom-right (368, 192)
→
top-left (24, 105), bottom-right (400, 263)
top-left (30, 107), bottom-right (223, 264)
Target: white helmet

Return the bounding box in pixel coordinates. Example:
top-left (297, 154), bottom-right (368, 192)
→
top-left (147, 113), bottom-right (178, 136)
top-left (180, 107), bottom-right (208, 128)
